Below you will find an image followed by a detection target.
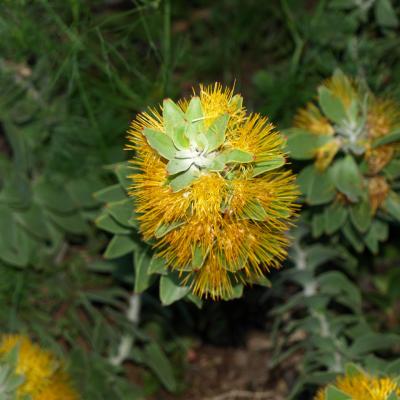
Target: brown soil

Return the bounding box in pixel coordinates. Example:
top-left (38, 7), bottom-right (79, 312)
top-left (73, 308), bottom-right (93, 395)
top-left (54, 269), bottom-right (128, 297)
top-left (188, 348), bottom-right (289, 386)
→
top-left (154, 330), bottom-right (300, 400)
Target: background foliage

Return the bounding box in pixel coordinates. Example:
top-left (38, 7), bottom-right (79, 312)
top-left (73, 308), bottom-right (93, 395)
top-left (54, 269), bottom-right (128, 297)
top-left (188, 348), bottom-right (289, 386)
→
top-left (0, 1), bottom-right (399, 399)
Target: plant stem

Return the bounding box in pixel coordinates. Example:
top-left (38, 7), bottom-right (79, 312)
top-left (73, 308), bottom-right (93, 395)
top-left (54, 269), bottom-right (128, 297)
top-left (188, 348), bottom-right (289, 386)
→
top-left (162, 0), bottom-right (171, 97)
top-left (109, 293), bottom-right (141, 366)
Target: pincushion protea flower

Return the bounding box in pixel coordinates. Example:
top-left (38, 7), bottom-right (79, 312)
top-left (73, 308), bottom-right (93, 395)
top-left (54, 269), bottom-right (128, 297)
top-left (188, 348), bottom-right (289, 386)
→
top-left (127, 83), bottom-right (298, 299)
top-left (293, 71), bottom-right (400, 177)
top-left (0, 334), bottom-right (79, 400)
top-left (287, 70), bottom-right (400, 253)
top-left (314, 369), bottom-right (400, 400)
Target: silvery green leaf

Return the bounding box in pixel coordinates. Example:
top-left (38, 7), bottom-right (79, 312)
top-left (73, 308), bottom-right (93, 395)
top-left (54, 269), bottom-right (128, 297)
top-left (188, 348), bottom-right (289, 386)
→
top-left (143, 128), bottom-right (176, 160)
top-left (208, 156), bottom-right (225, 171)
top-left (241, 199), bottom-right (267, 221)
top-left (185, 96), bottom-right (205, 140)
top-left (205, 114), bottom-right (229, 151)
top-left (332, 155), bottom-right (363, 202)
top-left (252, 156), bottom-right (285, 177)
top-left (163, 99), bottom-right (186, 137)
top-left (155, 220), bottom-right (185, 238)
top-left (325, 386), bottom-right (351, 400)
top-left (159, 273), bottom-right (190, 306)
top-left (228, 94), bottom-right (243, 110)
top-left (223, 148), bottom-right (254, 164)
top-left (164, 99), bottom-right (190, 148)
top-left (169, 166), bottom-right (199, 192)
top-left (194, 133), bottom-right (209, 151)
top-left (318, 86), bottom-right (347, 124)
top-left (167, 158), bottom-right (193, 175)
top-left (192, 244), bottom-right (209, 269)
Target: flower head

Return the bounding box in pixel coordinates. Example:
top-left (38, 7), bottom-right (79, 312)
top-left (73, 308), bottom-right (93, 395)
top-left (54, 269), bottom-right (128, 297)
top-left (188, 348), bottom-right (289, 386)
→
top-left (293, 70), bottom-right (400, 175)
top-left (0, 334), bottom-right (79, 400)
top-left (315, 370), bottom-right (400, 400)
top-left (127, 83), bottom-right (298, 299)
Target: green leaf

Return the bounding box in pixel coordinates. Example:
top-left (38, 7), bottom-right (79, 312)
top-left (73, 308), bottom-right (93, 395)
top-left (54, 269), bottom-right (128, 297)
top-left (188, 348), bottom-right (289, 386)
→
top-left (241, 199), bottom-right (267, 221)
top-left (297, 164), bottom-right (336, 205)
top-left (163, 98), bottom-right (186, 135)
top-left (383, 159), bottom-right (400, 180)
top-left (169, 166), bottom-right (199, 192)
top-left (284, 128), bottom-right (331, 160)
top-left (192, 244), bottom-right (209, 269)
top-left (222, 283), bottom-right (243, 300)
top-left (204, 114), bottom-right (229, 151)
top-left (332, 155), bottom-right (363, 202)
top-left (104, 235), bottom-right (137, 259)
top-left (159, 273), bottom-right (190, 306)
top-left (208, 156), bottom-right (226, 171)
top-left (107, 199), bottom-right (135, 227)
top-left (94, 184), bottom-right (127, 203)
top-left (66, 176), bottom-right (102, 208)
top-left (364, 220), bottom-right (389, 254)
top-left (246, 274), bottom-right (272, 287)
top-left (222, 149), bottom-right (254, 164)
top-left (252, 156), bottom-right (285, 177)
top-left (155, 220), bottom-right (185, 238)
top-left (372, 128), bottom-right (400, 148)
top-left (143, 128), bottom-right (176, 160)
top-left (345, 363), bottom-right (364, 377)
top-left (134, 248), bottom-right (153, 293)
top-left (324, 202), bottom-right (348, 234)
top-left (318, 86), bottom-right (348, 124)
top-left (95, 213), bottom-right (131, 235)
top-left (185, 97), bottom-right (205, 141)
top-left (312, 212), bottom-right (326, 238)
top-left (384, 191), bottom-right (400, 221)
top-left (143, 342), bottom-right (177, 391)
top-left (15, 203), bottom-right (50, 240)
top-left (113, 162), bottom-right (132, 190)
top-left (375, 0), bottom-right (399, 28)
top-left (228, 94), bottom-right (243, 110)
top-left (166, 158), bottom-right (193, 175)
top-left (350, 333), bottom-right (400, 355)
top-left (48, 211), bottom-right (87, 235)
top-left (148, 255), bottom-right (168, 276)
top-left (349, 197), bottom-right (372, 233)
top-left (318, 271), bottom-right (361, 312)
top-left (34, 179), bottom-right (76, 213)
top-left (342, 221), bottom-right (364, 253)
top-left (325, 386), bottom-right (351, 400)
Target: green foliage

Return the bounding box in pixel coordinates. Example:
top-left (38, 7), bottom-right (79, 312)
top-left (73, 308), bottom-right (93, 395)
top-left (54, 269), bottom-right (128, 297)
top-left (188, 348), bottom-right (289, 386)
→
top-left (1, 0), bottom-right (400, 398)
top-left (287, 70), bottom-right (400, 254)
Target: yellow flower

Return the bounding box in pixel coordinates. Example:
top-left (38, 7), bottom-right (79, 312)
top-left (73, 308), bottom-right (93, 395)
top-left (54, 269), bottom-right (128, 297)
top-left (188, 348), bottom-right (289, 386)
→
top-left (365, 98), bottom-right (400, 173)
top-left (315, 371), bottom-right (400, 400)
top-left (324, 72), bottom-right (357, 109)
top-left (293, 72), bottom-right (400, 176)
top-left (368, 176), bottom-right (390, 215)
top-left (294, 102), bottom-right (334, 135)
top-left (32, 372), bottom-right (79, 400)
top-left (315, 140), bottom-right (340, 171)
top-left (127, 83), bottom-right (298, 299)
top-left (0, 334), bottom-right (79, 400)
top-left (367, 98), bottom-right (400, 140)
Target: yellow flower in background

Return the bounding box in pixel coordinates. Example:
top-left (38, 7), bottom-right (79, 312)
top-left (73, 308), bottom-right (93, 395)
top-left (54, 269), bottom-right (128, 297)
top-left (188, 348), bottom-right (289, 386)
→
top-left (32, 372), bottom-right (79, 400)
top-left (0, 334), bottom-right (79, 400)
top-left (315, 370), bottom-right (400, 400)
top-left (294, 102), bottom-right (334, 135)
top-left (292, 71), bottom-right (400, 174)
top-left (127, 83), bottom-right (298, 299)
